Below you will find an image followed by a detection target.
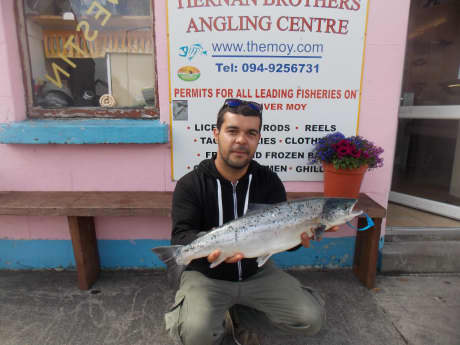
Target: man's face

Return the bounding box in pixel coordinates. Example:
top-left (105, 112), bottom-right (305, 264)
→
top-left (213, 112), bottom-right (261, 170)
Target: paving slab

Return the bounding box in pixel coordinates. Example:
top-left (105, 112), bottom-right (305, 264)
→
top-left (0, 269), bottom-right (406, 345)
top-left (373, 274), bottom-right (460, 345)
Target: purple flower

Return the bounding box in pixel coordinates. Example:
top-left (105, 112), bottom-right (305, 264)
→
top-left (309, 131), bottom-right (384, 170)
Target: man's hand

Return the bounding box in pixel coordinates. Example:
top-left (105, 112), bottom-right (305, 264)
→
top-left (301, 226), bottom-right (340, 248)
top-left (207, 249), bottom-right (244, 264)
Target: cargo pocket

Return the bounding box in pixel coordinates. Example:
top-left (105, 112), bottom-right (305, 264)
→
top-left (165, 295), bottom-right (186, 344)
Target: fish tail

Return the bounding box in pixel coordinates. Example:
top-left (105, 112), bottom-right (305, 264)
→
top-left (152, 245), bottom-right (185, 288)
top-left (152, 245), bottom-right (183, 266)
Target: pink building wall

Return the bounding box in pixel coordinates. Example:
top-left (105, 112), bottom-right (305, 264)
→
top-left (0, 0), bottom-right (410, 243)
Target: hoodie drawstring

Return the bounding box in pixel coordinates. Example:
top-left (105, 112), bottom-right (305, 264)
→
top-left (243, 174), bottom-right (252, 215)
top-left (216, 173), bottom-right (253, 224)
top-left (217, 179), bottom-right (223, 226)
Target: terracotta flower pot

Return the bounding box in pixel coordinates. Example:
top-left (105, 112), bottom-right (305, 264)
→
top-left (322, 162), bottom-right (367, 198)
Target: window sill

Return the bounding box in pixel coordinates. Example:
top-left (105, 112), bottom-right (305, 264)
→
top-left (0, 119), bottom-right (168, 144)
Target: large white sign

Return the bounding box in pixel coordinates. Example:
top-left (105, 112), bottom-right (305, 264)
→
top-left (168, 0), bottom-right (369, 181)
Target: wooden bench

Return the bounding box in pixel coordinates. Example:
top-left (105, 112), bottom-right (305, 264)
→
top-left (0, 191), bottom-right (386, 290)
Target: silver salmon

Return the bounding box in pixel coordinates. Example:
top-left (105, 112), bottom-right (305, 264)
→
top-left (153, 197), bottom-right (362, 269)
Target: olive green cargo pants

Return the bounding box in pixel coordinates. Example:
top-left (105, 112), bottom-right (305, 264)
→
top-left (165, 262), bottom-right (326, 345)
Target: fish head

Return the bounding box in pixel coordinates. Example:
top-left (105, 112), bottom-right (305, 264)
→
top-left (321, 198), bottom-right (363, 227)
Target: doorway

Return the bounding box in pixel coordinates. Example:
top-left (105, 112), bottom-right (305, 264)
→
top-left (389, 0), bottom-right (460, 225)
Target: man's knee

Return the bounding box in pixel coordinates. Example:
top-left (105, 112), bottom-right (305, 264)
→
top-left (180, 313), bottom-right (225, 345)
top-left (301, 304), bottom-right (325, 335)
top-left (294, 286), bottom-right (326, 335)
top-left (278, 304), bottom-right (325, 336)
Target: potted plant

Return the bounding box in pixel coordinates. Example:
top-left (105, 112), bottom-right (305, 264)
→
top-left (310, 132), bottom-right (384, 198)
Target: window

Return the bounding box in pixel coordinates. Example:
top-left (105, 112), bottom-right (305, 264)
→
top-left (17, 0), bottom-right (158, 118)
top-left (400, 0), bottom-right (460, 106)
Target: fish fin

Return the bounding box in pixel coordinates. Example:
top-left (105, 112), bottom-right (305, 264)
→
top-left (314, 225), bottom-right (326, 241)
top-left (209, 257), bottom-right (226, 269)
top-left (152, 245), bottom-right (185, 289)
top-left (257, 253), bottom-right (273, 267)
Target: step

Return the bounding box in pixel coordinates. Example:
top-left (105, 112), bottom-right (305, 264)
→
top-left (385, 228), bottom-right (460, 242)
top-left (380, 241), bottom-right (460, 273)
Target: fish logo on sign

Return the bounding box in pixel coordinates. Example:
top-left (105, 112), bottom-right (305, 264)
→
top-left (179, 43), bottom-right (207, 61)
top-left (177, 66), bottom-right (201, 82)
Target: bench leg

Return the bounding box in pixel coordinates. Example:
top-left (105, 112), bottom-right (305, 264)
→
top-left (353, 217), bottom-right (382, 289)
top-left (68, 216), bottom-right (101, 290)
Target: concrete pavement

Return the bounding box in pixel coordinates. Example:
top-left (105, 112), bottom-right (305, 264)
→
top-left (373, 273), bottom-right (460, 345)
top-left (0, 269), bottom-right (459, 345)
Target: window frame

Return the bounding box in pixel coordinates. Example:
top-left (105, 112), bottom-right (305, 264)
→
top-left (15, 0), bottom-right (160, 119)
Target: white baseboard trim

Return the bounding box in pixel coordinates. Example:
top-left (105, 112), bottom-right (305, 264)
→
top-left (389, 191), bottom-right (460, 221)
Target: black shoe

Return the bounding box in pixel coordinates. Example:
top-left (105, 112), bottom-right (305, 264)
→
top-left (224, 311), bottom-right (260, 345)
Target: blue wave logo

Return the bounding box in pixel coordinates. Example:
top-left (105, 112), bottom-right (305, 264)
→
top-left (179, 43), bottom-right (207, 61)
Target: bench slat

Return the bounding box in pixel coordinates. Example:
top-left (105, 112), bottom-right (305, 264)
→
top-left (0, 192), bottom-right (385, 218)
top-left (0, 192), bottom-right (172, 217)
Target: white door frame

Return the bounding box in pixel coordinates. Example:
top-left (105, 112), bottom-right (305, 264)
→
top-left (390, 105), bottom-right (460, 220)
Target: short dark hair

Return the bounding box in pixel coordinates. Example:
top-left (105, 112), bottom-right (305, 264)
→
top-left (216, 99), bottom-right (263, 131)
